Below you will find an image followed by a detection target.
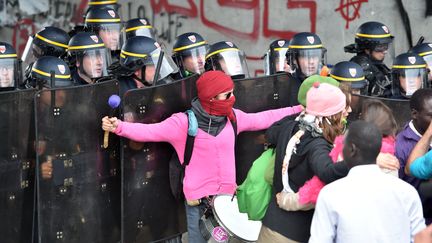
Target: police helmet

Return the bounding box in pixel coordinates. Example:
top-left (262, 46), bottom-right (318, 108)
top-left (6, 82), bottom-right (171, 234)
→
top-left (84, 7), bottom-right (123, 51)
top-left (205, 41), bottom-right (249, 79)
top-left (264, 39), bottom-right (290, 75)
top-left (354, 21), bottom-right (393, 52)
top-left (330, 61), bottom-right (367, 92)
top-left (391, 52), bottom-right (428, 97)
top-left (124, 18), bottom-right (156, 40)
top-left (28, 56), bottom-right (72, 88)
top-left (172, 32), bottom-right (208, 78)
top-left (32, 26), bottom-right (70, 58)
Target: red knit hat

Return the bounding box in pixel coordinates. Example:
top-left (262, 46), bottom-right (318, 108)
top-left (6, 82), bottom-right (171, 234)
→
top-left (196, 70), bottom-right (234, 101)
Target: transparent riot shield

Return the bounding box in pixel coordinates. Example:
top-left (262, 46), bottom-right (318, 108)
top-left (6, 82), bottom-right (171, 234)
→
top-left (0, 89), bottom-right (37, 243)
top-left (122, 75), bottom-right (198, 243)
top-left (233, 73), bottom-right (298, 183)
top-left (348, 94), bottom-right (411, 128)
top-left (35, 81), bottom-right (121, 243)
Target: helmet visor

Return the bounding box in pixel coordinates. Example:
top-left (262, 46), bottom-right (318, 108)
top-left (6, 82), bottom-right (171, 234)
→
top-left (216, 50), bottom-right (249, 78)
top-left (423, 55), bottom-right (432, 81)
top-left (134, 27), bottom-right (157, 40)
top-left (150, 48), bottom-right (179, 81)
top-left (274, 48), bottom-right (289, 73)
top-left (99, 24), bottom-right (123, 51)
top-left (179, 46), bottom-right (207, 74)
top-left (81, 49), bottom-right (111, 78)
top-left (399, 68), bottom-right (428, 96)
top-left (0, 59), bottom-right (17, 88)
top-left (296, 49), bottom-right (323, 77)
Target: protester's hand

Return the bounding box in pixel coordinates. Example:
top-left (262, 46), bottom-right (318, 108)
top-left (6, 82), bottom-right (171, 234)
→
top-left (415, 224), bottom-right (432, 243)
top-left (425, 120), bottom-right (432, 137)
top-left (377, 153), bottom-right (400, 171)
top-left (102, 116), bottom-right (119, 132)
top-left (41, 157), bottom-right (53, 180)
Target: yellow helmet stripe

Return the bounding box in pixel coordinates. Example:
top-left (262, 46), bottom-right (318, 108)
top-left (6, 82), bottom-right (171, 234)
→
top-left (85, 18), bottom-right (121, 23)
top-left (206, 48), bottom-right (239, 59)
top-left (121, 50), bottom-right (147, 58)
top-left (32, 67), bottom-right (70, 79)
top-left (288, 44), bottom-right (323, 49)
top-left (125, 25), bottom-right (152, 32)
top-left (173, 41), bottom-right (207, 52)
top-left (355, 33), bottom-right (392, 38)
top-left (0, 54), bottom-right (17, 58)
top-left (68, 43), bottom-right (105, 50)
top-left (274, 47), bottom-right (289, 51)
top-left (330, 74), bottom-right (365, 82)
top-left (35, 33), bottom-right (68, 49)
top-left (392, 64), bottom-right (427, 69)
top-left (418, 50), bottom-right (432, 57)
top-left (88, 0), bottom-right (117, 5)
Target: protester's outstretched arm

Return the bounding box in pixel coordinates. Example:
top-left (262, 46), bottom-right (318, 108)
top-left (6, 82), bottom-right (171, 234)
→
top-left (406, 121), bottom-right (432, 176)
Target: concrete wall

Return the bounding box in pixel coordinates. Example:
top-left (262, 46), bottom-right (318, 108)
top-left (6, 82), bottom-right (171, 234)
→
top-left (1, 0), bottom-right (431, 76)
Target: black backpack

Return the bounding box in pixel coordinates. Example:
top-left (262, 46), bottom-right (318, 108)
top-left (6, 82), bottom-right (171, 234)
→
top-left (169, 110), bottom-right (237, 201)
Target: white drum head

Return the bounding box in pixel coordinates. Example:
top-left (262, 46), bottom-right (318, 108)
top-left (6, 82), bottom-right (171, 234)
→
top-left (213, 195), bottom-right (262, 242)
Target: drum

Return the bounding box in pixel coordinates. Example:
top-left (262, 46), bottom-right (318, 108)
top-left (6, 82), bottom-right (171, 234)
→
top-left (200, 194), bottom-right (262, 242)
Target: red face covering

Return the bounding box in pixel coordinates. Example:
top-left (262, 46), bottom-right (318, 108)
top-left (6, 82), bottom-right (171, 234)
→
top-left (196, 70), bottom-right (236, 121)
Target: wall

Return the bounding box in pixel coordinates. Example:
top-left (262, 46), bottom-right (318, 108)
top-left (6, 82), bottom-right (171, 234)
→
top-left (1, 0), bottom-right (431, 76)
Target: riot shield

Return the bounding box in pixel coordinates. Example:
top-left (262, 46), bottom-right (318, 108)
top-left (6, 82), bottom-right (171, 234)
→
top-left (233, 73), bottom-right (297, 183)
top-left (0, 89), bottom-right (36, 243)
top-left (35, 81), bottom-right (121, 243)
top-left (121, 75), bottom-right (198, 243)
top-left (348, 94), bottom-right (411, 129)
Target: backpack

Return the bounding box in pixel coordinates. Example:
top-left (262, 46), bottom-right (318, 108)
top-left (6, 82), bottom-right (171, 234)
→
top-left (169, 110), bottom-right (237, 201)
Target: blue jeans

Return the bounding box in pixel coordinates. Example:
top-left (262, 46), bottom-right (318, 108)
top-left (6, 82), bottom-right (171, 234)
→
top-left (185, 201), bottom-right (207, 243)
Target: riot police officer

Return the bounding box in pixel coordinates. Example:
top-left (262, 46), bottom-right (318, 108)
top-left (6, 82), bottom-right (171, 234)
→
top-left (385, 52), bottom-right (428, 99)
top-left (26, 56), bottom-right (73, 89)
top-left (205, 41), bottom-right (249, 79)
top-left (172, 32), bottom-right (208, 79)
top-left (113, 36), bottom-right (178, 95)
top-left (0, 42), bottom-right (21, 91)
top-left (344, 21), bottom-right (394, 96)
top-left (285, 32), bottom-right (327, 105)
top-left (21, 26), bottom-right (70, 81)
top-left (263, 39), bottom-right (290, 75)
top-left (411, 42), bottom-right (432, 82)
top-left (68, 32), bottom-right (112, 85)
top-left (124, 18), bottom-right (156, 40)
top-left (330, 61), bottom-right (367, 95)
top-left (84, 7), bottom-right (123, 59)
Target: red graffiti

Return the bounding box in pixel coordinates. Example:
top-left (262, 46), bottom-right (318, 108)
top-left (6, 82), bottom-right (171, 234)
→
top-left (12, 18), bottom-right (36, 56)
top-left (263, 0), bottom-right (317, 39)
top-left (200, 0), bottom-right (260, 40)
top-left (71, 0), bottom-right (89, 24)
top-left (151, 0), bottom-right (198, 17)
top-left (335, 0), bottom-right (368, 29)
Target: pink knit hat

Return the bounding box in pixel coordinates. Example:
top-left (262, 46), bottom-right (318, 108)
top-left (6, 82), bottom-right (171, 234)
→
top-left (305, 82), bottom-right (346, 117)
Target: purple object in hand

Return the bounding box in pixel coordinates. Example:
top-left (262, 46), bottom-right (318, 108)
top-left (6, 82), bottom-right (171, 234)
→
top-left (108, 94), bottom-right (121, 109)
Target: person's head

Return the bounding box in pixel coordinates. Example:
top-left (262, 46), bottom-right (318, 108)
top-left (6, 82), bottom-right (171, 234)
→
top-left (196, 70), bottom-right (236, 120)
top-left (330, 61), bottom-right (367, 95)
top-left (411, 42), bottom-right (432, 82)
top-left (205, 41), bottom-right (249, 79)
top-left (31, 26), bottom-right (70, 59)
top-left (343, 120), bottom-right (382, 168)
top-left (353, 21), bottom-right (393, 62)
top-left (0, 42), bottom-right (19, 90)
top-left (287, 32), bottom-right (326, 80)
top-left (84, 8), bottom-right (123, 51)
top-left (124, 18), bottom-right (156, 40)
top-left (360, 100), bottom-right (397, 137)
top-left (264, 39), bottom-right (290, 75)
top-left (410, 88), bottom-right (432, 134)
top-left (27, 56), bottom-right (73, 89)
top-left (120, 36), bottom-right (178, 85)
top-left (391, 52), bottom-right (428, 98)
top-left (68, 32), bottom-right (112, 83)
top-left (172, 32), bottom-right (208, 78)
top-left (305, 82), bottom-right (347, 142)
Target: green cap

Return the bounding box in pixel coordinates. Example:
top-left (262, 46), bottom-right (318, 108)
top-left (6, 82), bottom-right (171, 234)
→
top-left (297, 75), bottom-right (340, 106)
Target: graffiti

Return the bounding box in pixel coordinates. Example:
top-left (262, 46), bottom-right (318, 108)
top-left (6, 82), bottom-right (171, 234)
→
top-left (335, 0), bottom-right (368, 29)
top-left (12, 18), bottom-right (36, 55)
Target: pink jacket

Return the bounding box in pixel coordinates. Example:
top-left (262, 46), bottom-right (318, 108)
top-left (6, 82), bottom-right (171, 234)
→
top-left (298, 135), bottom-right (396, 205)
top-left (114, 105), bottom-right (302, 200)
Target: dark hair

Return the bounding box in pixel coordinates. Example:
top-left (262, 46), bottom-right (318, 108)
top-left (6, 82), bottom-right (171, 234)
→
top-left (410, 88), bottom-right (432, 112)
top-left (345, 120), bottom-right (382, 164)
top-left (360, 100), bottom-right (397, 137)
